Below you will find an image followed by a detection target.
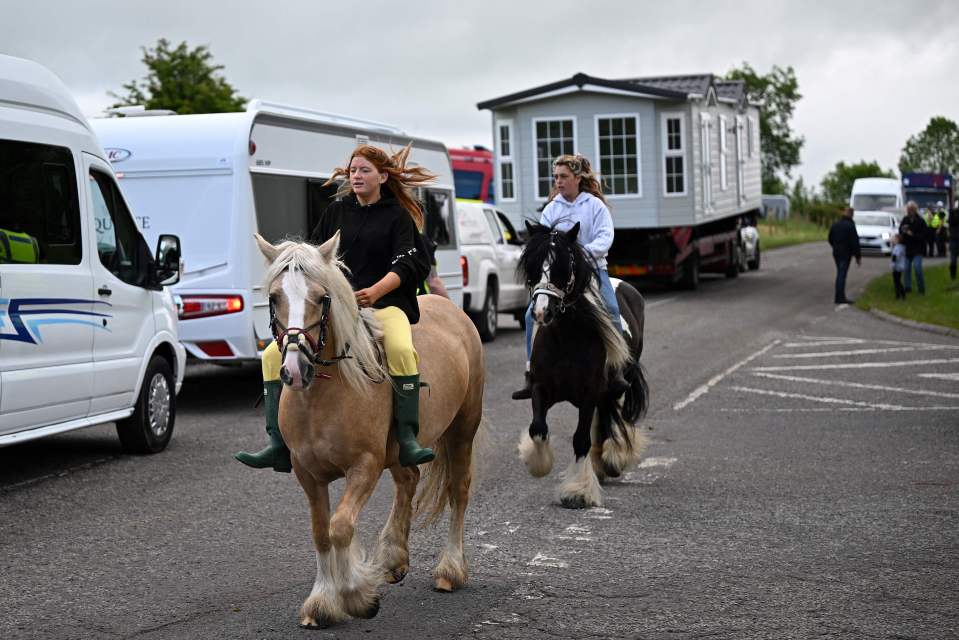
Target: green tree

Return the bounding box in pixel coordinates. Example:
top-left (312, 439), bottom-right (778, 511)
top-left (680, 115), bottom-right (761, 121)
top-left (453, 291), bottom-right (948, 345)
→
top-left (820, 160), bottom-right (895, 205)
top-left (726, 63), bottom-right (804, 194)
top-left (109, 39), bottom-right (245, 114)
top-left (898, 116), bottom-right (959, 176)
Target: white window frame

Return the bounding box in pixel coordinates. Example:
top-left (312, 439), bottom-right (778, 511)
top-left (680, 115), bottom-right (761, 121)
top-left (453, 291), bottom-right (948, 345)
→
top-left (531, 116), bottom-right (577, 202)
top-left (719, 115), bottom-right (728, 191)
top-left (496, 119), bottom-right (516, 202)
top-left (660, 112), bottom-right (687, 198)
top-left (593, 113), bottom-right (642, 199)
top-left (700, 112), bottom-right (713, 212)
top-left (735, 115), bottom-right (746, 204)
top-left (750, 116), bottom-right (760, 156)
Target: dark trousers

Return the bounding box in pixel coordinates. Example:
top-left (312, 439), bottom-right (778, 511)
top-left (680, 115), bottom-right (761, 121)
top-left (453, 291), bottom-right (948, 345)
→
top-left (950, 236), bottom-right (958, 279)
top-left (834, 255), bottom-right (850, 303)
top-left (892, 271), bottom-right (905, 299)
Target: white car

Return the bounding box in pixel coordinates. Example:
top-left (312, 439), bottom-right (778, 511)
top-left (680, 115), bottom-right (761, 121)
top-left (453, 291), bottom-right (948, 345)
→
top-left (456, 200), bottom-right (527, 341)
top-left (854, 211), bottom-right (900, 255)
top-left (0, 55), bottom-right (185, 453)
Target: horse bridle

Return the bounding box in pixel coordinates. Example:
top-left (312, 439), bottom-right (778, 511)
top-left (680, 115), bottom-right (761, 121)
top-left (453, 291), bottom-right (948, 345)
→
top-left (270, 294), bottom-right (352, 376)
top-left (531, 232), bottom-right (578, 314)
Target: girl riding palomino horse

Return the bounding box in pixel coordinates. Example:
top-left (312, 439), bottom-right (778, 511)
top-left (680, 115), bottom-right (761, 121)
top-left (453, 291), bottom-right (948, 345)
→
top-left (236, 144), bottom-right (437, 472)
top-left (513, 154), bottom-right (628, 400)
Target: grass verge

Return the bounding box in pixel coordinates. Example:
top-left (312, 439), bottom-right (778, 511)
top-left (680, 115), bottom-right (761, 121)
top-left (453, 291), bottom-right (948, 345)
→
top-left (758, 216), bottom-right (828, 250)
top-left (856, 263), bottom-right (959, 331)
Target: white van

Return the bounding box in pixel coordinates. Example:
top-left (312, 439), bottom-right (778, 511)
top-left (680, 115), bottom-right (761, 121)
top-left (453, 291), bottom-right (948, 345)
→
top-left (92, 102), bottom-right (462, 363)
top-left (0, 55), bottom-right (185, 453)
top-left (850, 178), bottom-right (904, 254)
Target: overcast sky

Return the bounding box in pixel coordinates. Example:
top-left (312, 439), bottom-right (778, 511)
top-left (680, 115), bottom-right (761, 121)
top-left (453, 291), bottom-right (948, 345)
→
top-left (3, 0), bottom-right (957, 190)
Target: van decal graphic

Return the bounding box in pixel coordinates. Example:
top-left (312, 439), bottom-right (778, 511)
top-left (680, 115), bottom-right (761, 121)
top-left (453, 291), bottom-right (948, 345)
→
top-left (0, 298), bottom-right (112, 344)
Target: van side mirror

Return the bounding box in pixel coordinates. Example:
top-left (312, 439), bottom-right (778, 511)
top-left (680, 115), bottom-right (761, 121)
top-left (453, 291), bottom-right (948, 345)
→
top-left (154, 234), bottom-right (181, 286)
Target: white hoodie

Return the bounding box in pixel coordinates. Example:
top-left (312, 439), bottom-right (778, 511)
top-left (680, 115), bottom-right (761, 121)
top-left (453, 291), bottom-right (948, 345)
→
top-left (539, 191), bottom-right (614, 269)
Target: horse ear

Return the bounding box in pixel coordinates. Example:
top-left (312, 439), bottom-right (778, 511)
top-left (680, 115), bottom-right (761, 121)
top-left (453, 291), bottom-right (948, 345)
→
top-left (525, 220), bottom-right (537, 235)
top-left (566, 222), bottom-right (581, 243)
top-left (317, 230), bottom-right (340, 262)
top-left (254, 233), bottom-right (279, 263)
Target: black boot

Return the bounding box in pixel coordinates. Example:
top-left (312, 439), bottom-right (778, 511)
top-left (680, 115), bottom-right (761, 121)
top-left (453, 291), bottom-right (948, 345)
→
top-left (392, 374), bottom-right (435, 467)
top-left (511, 372), bottom-right (532, 400)
top-left (234, 380), bottom-right (292, 472)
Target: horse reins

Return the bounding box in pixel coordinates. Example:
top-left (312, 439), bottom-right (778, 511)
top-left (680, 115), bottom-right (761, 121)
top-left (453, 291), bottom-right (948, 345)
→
top-left (531, 231), bottom-right (578, 314)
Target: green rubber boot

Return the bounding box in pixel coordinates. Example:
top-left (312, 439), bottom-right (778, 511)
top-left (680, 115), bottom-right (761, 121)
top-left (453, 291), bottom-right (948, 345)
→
top-left (234, 380), bottom-right (292, 473)
top-left (392, 374), bottom-right (435, 467)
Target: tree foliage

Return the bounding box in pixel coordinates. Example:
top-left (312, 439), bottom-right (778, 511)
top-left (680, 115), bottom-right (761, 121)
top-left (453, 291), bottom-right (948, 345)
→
top-left (726, 63), bottom-right (804, 194)
top-left (820, 160), bottom-right (895, 205)
top-left (898, 116), bottom-right (959, 176)
top-left (109, 39), bottom-right (245, 114)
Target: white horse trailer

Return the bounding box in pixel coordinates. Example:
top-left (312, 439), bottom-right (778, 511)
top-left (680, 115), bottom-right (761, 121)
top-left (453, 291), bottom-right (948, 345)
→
top-left (92, 101), bottom-right (462, 363)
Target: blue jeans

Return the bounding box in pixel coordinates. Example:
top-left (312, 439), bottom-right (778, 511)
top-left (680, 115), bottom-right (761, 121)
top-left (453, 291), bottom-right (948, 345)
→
top-left (524, 268), bottom-right (623, 359)
top-left (833, 255), bottom-right (850, 303)
top-left (903, 254), bottom-right (925, 294)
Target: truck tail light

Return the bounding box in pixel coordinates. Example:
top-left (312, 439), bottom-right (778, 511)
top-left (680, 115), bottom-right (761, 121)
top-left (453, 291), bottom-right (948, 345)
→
top-left (179, 295), bottom-right (244, 320)
top-left (461, 255), bottom-right (468, 287)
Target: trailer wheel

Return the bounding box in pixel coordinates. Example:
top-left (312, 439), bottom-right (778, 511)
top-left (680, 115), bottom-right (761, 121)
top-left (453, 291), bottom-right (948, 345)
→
top-left (725, 242), bottom-right (740, 279)
top-left (748, 242), bottom-right (761, 271)
top-left (680, 254), bottom-right (700, 290)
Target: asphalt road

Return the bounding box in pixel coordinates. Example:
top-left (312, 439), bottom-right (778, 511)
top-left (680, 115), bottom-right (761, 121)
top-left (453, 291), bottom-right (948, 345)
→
top-left (1, 243), bottom-right (956, 640)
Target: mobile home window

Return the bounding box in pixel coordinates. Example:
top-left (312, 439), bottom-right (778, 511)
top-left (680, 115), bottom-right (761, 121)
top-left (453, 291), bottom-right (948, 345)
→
top-left (719, 115), bottom-right (728, 191)
top-left (0, 139), bottom-right (82, 264)
top-left (661, 114), bottom-right (686, 196)
top-left (596, 115), bottom-right (640, 196)
top-left (533, 118), bottom-right (575, 199)
top-left (497, 121), bottom-right (515, 201)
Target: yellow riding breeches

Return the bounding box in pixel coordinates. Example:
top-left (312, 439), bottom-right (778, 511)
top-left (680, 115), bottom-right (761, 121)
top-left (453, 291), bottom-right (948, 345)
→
top-left (260, 305), bottom-right (418, 382)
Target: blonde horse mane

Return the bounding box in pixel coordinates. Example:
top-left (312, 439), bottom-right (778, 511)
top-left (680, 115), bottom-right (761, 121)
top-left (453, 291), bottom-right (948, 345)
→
top-left (263, 238), bottom-right (385, 391)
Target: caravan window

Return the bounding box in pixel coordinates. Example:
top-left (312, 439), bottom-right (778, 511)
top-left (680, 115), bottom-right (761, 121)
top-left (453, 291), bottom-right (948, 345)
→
top-left (0, 139), bottom-right (81, 264)
top-left (418, 188), bottom-right (456, 251)
top-left (252, 174), bottom-right (310, 243)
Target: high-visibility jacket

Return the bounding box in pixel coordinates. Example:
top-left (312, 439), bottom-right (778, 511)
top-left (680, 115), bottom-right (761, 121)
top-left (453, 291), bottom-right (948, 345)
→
top-left (0, 227), bottom-right (40, 263)
top-left (930, 212), bottom-right (943, 229)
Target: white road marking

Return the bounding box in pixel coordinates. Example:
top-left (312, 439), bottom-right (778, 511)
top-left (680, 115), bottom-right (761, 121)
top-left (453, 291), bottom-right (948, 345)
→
top-left (637, 456), bottom-right (678, 469)
top-left (479, 543), bottom-right (498, 551)
top-left (730, 386), bottom-right (909, 410)
top-left (528, 553), bottom-right (569, 569)
top-left (751, 358), bottom-right (959, 372)
top-left (584, 507), bottom-right (613, 520)
top-left (773, 345), bottom-right (958, 359)
top-left (919, 373), bottom-right (959, 382)
top-left (673, 340), bottom-right (781, 410)
top-left (783, 339), bottom-right (865, 347)
top-left (751, 372), bottom-right (959, 400)
top-left (720, 406), bottom-right (959, 413)
top-left (564, 525), bottom-right (590, 534)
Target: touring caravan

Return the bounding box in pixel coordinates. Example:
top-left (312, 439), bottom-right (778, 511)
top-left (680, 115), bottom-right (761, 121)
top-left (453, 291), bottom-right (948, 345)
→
top-left (92, 102), bottom-right (462, 363)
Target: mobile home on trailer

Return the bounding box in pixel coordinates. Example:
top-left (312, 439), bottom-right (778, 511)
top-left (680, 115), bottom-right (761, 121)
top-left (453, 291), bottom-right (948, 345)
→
top-left (478, 72), bottom-right (764, 286)
top-left (92, 102), bottom-right (461, 362)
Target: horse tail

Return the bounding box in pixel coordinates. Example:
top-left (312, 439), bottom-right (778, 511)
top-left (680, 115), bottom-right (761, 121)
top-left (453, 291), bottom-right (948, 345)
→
top-left (414, 416), bottom-right (488, 527)
top-left (621, 360), bottom-right (649, 425)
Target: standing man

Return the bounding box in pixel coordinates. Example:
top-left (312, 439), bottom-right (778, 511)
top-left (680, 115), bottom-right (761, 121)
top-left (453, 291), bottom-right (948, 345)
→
top-left (899, 201), bottom-right (928, 295)
top-left (828, 206), bottom-right (861, 304)
top-left (949, 200), bottom-right (959, 280)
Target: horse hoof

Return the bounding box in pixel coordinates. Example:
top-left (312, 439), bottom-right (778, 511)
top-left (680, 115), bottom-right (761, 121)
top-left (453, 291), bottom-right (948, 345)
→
top-left (300, 615), bottom-right (333, 630)
top-left (434, 577), bottom-right (454, 592)
top-left (386, 566), bottom-right (408, 584)
top-left (560, 495), bottom-right (589, 509)
top-left (602, 463), bottom-right (622, 479)
top-left (357, 596), bottom-right (380, 620)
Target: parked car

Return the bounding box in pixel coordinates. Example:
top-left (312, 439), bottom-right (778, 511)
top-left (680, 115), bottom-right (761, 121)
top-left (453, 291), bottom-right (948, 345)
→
top-left (455, 200), bottom-right (527, 341)
top-left (854, 211), bottom-right (900, 255)
top-left (0, 54), bottom-right (184, 453)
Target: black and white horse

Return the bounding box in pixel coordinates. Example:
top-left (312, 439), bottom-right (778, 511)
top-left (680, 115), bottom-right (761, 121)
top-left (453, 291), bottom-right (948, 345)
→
top-left (517, 221), bottom-right (649, 508)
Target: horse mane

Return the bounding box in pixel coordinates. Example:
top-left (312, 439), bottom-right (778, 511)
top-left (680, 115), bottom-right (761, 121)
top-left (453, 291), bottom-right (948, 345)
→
top-left (519, 223), bottom-right (630, 371)
top-left (265, 240), bottom-right (386, 391)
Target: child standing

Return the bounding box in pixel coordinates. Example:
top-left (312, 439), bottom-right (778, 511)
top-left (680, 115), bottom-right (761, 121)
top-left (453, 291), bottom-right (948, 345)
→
top-left (891, 233), bottom-right (907, 300)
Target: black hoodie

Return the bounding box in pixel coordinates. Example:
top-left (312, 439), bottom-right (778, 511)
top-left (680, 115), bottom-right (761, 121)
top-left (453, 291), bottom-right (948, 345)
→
top-left (309, 191), bottom-right (430, 324)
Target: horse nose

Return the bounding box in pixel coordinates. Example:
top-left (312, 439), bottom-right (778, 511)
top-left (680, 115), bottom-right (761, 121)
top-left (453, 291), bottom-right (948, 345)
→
top-left (301, 362), bottom-right (315, 386)
top-left (280, 365), bottom-right (304, 389)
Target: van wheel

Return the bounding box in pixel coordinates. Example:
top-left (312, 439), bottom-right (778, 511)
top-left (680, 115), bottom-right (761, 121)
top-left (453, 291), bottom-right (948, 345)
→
top-left (748, 242), bottom-right (761, 270)
top-left (475, 288), bottom-right (498, 342)
top-left (116, 356), bottom-right (176, 454)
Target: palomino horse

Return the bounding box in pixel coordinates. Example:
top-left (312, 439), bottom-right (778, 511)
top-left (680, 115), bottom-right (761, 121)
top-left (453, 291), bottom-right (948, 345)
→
top-left (254, 233), bottom-right (485, 629)
top-left (516, 222), bottom-right (649, 508)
